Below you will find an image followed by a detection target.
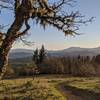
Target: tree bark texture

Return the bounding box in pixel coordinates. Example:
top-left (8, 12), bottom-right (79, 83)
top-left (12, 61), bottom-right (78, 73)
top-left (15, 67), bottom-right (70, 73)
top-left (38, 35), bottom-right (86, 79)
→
top-left (0, 15), bottom-right (24, 79)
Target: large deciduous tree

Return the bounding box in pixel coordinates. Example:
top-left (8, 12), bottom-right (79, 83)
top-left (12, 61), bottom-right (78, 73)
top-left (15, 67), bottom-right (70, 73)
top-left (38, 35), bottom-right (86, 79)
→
top-left (0, 0), bottom-right (92, 79)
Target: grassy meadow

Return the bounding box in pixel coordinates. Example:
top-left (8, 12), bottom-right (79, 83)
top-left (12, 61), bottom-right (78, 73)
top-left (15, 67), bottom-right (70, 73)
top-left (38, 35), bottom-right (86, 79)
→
top-left (0, 76), bottom-right (66, 100)
top-left (0, 75), bottom-right (100, 100)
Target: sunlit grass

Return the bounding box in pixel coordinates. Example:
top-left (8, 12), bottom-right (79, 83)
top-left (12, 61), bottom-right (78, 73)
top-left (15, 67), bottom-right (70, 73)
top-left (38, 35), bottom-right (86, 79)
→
top-left (63, 77), bottom-right (100, 93)
top-left (0, 75), bottom-right (100, 100)
top-left (0, 77), bottom-right (66, 100)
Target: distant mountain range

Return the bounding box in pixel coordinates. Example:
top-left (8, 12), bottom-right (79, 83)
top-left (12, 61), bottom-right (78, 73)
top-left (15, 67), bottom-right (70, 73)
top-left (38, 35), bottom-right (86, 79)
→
top-left (9, 47), bottom-right (100, 59)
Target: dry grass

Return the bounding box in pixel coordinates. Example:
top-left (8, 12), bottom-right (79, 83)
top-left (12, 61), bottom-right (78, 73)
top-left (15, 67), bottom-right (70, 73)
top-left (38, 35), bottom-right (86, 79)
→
top-left (0, 75), bottom-right (100, 100)
top-left (0, 77), bottom-right (66, 100)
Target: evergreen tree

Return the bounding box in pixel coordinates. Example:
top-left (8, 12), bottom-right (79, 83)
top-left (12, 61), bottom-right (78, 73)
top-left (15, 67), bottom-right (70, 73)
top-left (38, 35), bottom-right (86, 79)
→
top-left (95, 55), bottom-right (100, 64)
top-left (33, 48), bottom-right (39, 65)
top-left (39, 45), bottom-right (46, 63)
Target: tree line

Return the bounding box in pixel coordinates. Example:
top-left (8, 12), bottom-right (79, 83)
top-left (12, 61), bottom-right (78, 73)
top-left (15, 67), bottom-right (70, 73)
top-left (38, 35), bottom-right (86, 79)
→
top-left (5, 46), bottom-right (100, 78)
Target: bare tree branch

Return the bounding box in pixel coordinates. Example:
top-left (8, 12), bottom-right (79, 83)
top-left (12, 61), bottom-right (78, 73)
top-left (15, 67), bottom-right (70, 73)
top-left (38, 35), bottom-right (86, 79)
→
top-left (0, 4), bottom-right (13, 10)
top-left (0, 0), bottom-right (13, 10)
top-left (0, 0), bottom-right (13, 4)
top-left (14, 18), bottom-right (30, 38)
top-left (19, 37), bottom-right (34, 46)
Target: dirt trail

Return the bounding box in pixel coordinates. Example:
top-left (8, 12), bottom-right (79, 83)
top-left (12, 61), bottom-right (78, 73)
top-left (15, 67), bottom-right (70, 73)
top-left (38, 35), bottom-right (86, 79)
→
top-left (58, 84), bottom-right (85, 100)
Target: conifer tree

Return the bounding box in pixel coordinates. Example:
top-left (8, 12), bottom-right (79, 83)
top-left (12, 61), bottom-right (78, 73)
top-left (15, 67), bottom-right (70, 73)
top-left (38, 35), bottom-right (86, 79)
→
top-left (33, 48), bottom-right (39, 65)
top-left (39, 45), bottom-right (46, 63)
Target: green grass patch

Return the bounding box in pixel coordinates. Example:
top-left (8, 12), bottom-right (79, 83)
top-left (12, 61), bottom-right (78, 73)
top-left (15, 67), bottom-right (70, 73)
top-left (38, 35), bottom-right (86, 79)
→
top-left (63, 77), bottom-right (100, 93)
top-left (0, 78), bottom-right (66, 100)
top-left (0, 75), bottom-right (100, 100)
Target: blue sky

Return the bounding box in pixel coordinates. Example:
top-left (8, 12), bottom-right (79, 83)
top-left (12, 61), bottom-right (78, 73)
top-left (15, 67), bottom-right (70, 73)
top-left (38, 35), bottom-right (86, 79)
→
top-left (0, 0), bottom-right (100, 50)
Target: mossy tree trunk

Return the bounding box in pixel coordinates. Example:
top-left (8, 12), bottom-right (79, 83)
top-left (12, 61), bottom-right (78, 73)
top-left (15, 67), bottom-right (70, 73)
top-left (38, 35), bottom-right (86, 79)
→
top-left (0, 16), bottom-right (24, 79)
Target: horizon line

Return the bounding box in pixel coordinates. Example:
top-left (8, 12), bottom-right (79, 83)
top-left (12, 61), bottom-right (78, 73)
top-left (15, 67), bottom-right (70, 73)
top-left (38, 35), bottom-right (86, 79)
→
top-left (11, 46), bottom-right (100, 51)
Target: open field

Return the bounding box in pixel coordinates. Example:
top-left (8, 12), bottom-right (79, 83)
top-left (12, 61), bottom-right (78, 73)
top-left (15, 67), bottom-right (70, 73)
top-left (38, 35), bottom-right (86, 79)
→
top-left (0, 75), bottom-right (100, 100)
top-left (57, 77), bottom-right (100, 100)
top-left (0, 76), bottom-right (66, 100)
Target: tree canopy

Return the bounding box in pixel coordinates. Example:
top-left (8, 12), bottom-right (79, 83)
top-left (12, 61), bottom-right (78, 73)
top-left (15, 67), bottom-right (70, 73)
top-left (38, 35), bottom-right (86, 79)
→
top-left (0, 0), bottom-right (92, 79)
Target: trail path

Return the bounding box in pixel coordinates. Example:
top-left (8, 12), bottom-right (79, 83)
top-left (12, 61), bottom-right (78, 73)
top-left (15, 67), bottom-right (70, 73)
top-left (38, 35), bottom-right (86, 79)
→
top-left (58, 84), bottom-right (85, 100)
